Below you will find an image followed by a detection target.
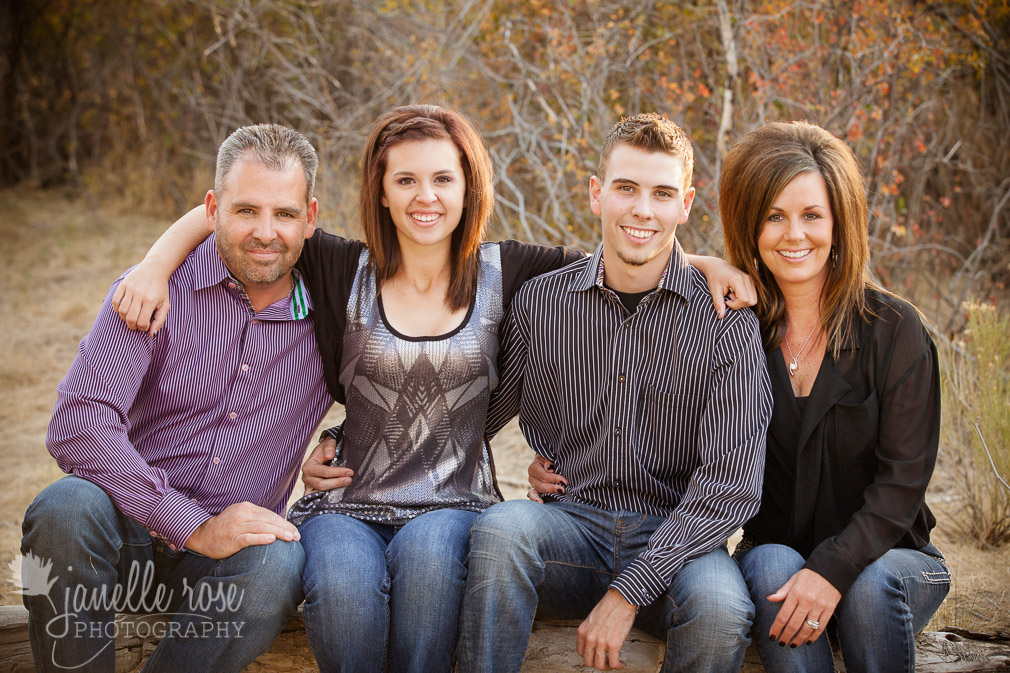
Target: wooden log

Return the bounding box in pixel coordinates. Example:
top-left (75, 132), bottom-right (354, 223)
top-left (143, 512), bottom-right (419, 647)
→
top-left (2, 605), bottom-right (1008, 672)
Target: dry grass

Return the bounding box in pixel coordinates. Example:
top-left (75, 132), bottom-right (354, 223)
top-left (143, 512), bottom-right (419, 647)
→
top-left (1, 190), bottom-right (1007, 637)
top-left (940, 302), bottom-right (1010, 548)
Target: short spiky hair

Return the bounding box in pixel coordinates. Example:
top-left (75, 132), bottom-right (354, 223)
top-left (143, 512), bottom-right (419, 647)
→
top-left (597, 113), bottom-right (694, 191)
top-left (216, 124), bottom-right (318, 204)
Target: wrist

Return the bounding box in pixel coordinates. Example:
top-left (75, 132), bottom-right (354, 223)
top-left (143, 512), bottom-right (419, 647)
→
top-left (139, 254), bottom-right (176, 274)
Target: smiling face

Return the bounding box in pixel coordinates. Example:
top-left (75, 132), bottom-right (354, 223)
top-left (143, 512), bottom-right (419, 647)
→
top-left (380, 138), bottom-right (466, 255)
top-left (757, 171), bottom-right (834, 294)
top-left (209, 157), bottom-right (317, 297)
top-left (591, 143), bottom-right (695, 290)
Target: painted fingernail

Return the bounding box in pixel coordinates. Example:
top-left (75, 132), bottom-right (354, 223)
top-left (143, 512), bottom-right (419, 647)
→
top-left (790, 644), bottom-right (797, 649)
top-left (778, 641), bottom-right (785, 647)
top-left (768, 635), bottom-right (776, 642)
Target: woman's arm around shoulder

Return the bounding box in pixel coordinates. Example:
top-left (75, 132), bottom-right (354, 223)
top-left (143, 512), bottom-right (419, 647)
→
top-left (498, 239), bottom-right (585, 308)
top-left (113, 205), bottom-right (211, 335)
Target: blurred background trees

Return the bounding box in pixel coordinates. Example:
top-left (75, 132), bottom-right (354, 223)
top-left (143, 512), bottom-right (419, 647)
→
top-left (5, 0), bottom-right (1007, 331)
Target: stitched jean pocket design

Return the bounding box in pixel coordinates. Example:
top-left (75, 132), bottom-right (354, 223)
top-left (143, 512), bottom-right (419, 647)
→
top-left (921, 569), bottom-right (951, 584)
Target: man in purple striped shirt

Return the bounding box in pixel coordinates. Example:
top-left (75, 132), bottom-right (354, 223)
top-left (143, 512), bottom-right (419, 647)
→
top-left (21, 125), bottom-right (336, 673)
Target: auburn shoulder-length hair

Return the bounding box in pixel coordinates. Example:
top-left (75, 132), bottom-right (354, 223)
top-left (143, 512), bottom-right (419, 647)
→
top-left (719, 121), bottom-right (875, 355)
top-left (359, 104), bottom-right (494, 311)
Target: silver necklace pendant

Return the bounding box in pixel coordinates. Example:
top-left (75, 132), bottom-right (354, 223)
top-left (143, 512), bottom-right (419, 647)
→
top-left (789, 358), bottom-right (798, 376)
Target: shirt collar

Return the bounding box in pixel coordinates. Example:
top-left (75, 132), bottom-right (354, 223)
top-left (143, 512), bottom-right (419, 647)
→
top-left (193, 235), bottom-right (314, 320)
top-left (572, 239), bottom-right (693, 301)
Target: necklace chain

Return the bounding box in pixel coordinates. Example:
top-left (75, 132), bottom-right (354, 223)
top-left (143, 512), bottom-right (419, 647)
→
top-left (784, 322), bottom-right (819, 377)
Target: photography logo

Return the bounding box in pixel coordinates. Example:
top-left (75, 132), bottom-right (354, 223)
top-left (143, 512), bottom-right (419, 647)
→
top-left (20, 550), bottom-right (246, 670)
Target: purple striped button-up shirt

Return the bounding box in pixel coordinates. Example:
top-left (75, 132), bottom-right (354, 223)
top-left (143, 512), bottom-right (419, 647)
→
top-left (47, 236), bottom-right (332, 549)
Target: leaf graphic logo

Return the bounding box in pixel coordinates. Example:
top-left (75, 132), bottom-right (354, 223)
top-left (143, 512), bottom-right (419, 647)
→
top-left (20, 551), bottom-right (58, 612)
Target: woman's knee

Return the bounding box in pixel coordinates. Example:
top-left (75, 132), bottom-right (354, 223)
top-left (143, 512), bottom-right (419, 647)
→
top-left (387, 509), bottom-right (476, 581)
top-left (300, 515), bottom-right (389, 602)
top-left (738, 543), bottom-right (805, 597)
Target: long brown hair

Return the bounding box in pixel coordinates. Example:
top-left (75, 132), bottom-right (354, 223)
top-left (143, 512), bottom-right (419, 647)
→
top-left (719, 121), bottom-right (873, 355)
top-left (360, 104), bottom-right (494, 311)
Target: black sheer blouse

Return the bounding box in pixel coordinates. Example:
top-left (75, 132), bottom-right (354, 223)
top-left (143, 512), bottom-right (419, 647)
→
top-left (743, 289), bottom-right (940, 596)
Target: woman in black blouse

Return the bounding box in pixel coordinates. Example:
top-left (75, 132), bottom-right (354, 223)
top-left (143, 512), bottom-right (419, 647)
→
top-left (719, 121), bottom-right (949, 671)
top-left (532, 120), bottom-right (950, 672)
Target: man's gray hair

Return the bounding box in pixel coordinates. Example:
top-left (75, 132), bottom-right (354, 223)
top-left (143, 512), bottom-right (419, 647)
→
top-left (215, 124), bottom-right (318, 203)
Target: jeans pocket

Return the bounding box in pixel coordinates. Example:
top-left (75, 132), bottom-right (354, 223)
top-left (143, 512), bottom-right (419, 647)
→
top-left (921, 568), bottom-right (950, 584)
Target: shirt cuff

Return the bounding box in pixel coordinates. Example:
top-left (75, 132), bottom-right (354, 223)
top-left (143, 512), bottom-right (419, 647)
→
top-left (803, 546), bottom-right (861, 597)
top-left (146, 490), bottom-right (213, 550)
top-left (320, 424), bottom-right (343, 443)
top-left (610, 556), bottom-right (667, 607)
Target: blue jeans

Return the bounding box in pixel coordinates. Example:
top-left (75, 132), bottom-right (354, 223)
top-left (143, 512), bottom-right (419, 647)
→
top-left (738, 542), bottom-right (951, 673)
top-left (299, 508), bottom-right (477, 673)
top-left (20, 476), bottom-right (304, 673)
top-left (457, 500), bottom-right (753, 673)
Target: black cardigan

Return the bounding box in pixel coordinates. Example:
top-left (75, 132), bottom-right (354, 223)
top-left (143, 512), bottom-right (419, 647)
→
top-left (743, 289), bottom-right (940, 596)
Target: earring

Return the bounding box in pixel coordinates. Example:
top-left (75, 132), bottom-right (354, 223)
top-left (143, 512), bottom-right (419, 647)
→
top-left (830, 246), bottom-right (838, 266)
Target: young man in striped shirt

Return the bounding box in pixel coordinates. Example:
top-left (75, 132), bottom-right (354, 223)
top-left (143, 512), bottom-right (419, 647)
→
top-left (459, 114), bottom-right (773, 672)
top-left (21, 125), bottom-right (336, 673)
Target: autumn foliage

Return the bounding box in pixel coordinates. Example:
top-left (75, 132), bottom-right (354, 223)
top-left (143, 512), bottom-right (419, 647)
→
top-left (3, 0), bottom-right (1008, 329)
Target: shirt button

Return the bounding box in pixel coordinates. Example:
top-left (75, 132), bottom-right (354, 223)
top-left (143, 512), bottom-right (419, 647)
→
top-left (614, 478), bottom-right (621, 487)
top-left (614, 427), bottom-right (622, 437)
top-left (241, 364), bottom-right (250, 372)
top-left (229, 412), bottom-right (237, 419)
top-left (213, 456), bottom-right (221, 464)
top-left (618, 374), bottom-right (626, 383)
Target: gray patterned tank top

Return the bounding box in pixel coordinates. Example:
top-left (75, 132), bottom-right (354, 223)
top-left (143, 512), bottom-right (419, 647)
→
top-left (288, 243), bottom-right (503, 526)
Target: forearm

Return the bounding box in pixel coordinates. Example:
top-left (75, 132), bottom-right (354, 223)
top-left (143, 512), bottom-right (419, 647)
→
top-left (49, 389), bottom-right (212, 548)
top-left (610, 433), bottom-right (766, 606)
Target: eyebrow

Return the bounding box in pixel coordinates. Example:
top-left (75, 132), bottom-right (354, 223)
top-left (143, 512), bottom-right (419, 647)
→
top-left (231, 200), bottom-right (304, 216)
top-left (611, 178), bottom-right (680, 194)
top-left (390, 168), bottom-right (459, 177)
top-left (768, 203), bottom-right (827, 211)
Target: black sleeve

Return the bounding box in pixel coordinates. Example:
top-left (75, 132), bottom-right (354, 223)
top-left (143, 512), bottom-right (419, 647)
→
top-left (803, 294), bottom-right (941, 595)
top-left (295, 228), bottom-right (366, 404)
top-left (498, 239), bottom-right (585, 313)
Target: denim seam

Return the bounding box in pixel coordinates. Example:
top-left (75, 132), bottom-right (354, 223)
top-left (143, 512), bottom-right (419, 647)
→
top-left (542, 560), bottom-right (611, 573)
top-left (615, 512), bottom-right (647, 533)
top-left (920, 570), bottom-right (951, 584)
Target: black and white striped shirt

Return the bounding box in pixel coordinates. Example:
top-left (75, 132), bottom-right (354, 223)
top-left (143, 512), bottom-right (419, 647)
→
top-left (487, 241), bottom-right (772, 607)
